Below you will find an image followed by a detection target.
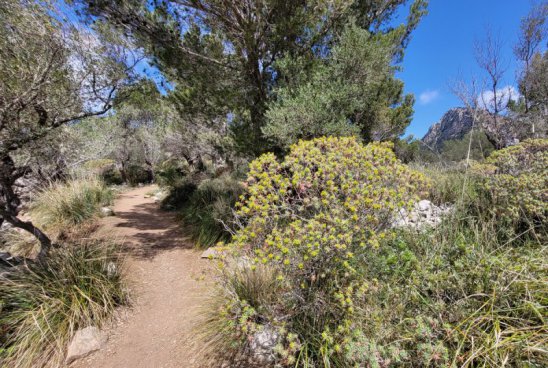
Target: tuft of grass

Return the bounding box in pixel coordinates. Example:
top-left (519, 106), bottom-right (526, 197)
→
top-left (0, 240), bottom-right (128, 368)
top-left (196, 262), bottom-right (282, 365)
top-left (30, 178), bottom-right (113, 236)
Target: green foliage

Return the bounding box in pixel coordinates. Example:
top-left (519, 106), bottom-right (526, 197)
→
top-left (264, 23), bottom-right (415, 149)
top-left (206, 137), bottom-right (429, 366)
top-left (83, 159), bottom-right (124, 185)
top-left (441, 130), bottom-right (495, 162)
top-left (353, 210), bottom-right (547, 367)
top-left (78, 0), bottom-right (428, 155)
top-left (126, 164), bottom-right (152, 186)
top-left (30, 178), bottom-right (113, 234)
top-left (178, 174), bottom-right (243, 248)
top-left (155, 159), bottom-right (189, 189)
top-left (393, 136), bottom-right (421, 163)
top-left (480, 139), bottom-right (548, 230)
top-left (198, 263), bottom-right (283, 364)
top-left (415, 166), bottom-right (481, 206)
top-left (0, 241), bottom-right (127, 368)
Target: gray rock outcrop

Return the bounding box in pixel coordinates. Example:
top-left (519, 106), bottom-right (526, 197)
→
top-left (393, 200), bottom-right (453, 229)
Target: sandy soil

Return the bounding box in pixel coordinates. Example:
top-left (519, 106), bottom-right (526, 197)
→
top-left (72, 185), bottom-right (211, 368)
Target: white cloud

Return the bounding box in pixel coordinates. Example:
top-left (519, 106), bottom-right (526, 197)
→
top-left (477, 85), bottom-right (520, 111)
top-left (419, 90), bottom-right (440, 105)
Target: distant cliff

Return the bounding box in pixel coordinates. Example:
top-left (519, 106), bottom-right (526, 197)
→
top-left (422, 108), bottom-right (475, 150)
top-left (422, 107), bottom-right (524, 150)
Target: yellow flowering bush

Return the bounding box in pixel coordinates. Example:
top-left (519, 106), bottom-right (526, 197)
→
top-left (215, 137), bottom-right (429, 366)
top-left (483, 139), bottom-right (547, 228)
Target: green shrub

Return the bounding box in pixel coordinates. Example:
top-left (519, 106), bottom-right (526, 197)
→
top-left (205, 137), bottom-right (429, 366)
top-left (30, 178), bottom-right (113, 235)
top-left (101, 166), bottom-right (124, 185)
top-left (155, 158), bottom-right (189, 188)
top-left (83, 159), bottom-right (123, 185)
top-left (179, 174), bottom-right (243, 247)
top-left (481, 139), bottom-right (547, 231)
top-left (0, 241), bottom-right (127, 367)
top-left (126, 164), bottom-right (152, 186)
top-left (351, 210), bottom-right (547, 367)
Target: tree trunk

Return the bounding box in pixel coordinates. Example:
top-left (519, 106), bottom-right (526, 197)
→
top-left (1, 154), bottom-right (52, 260)
top-left (0, 209), bottom-right (52, 261)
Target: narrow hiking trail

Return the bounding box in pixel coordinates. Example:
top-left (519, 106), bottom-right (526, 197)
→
top-left (74, 185), bottom-right (210, 368)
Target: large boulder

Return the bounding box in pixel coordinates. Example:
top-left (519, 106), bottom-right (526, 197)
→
top-left (65, 326), bottom-right (107, 364)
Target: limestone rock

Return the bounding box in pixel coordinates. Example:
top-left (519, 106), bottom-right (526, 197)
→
top-left (249, 326), bottom-right (279, 365)
top-left (66, 326), bottom-right (107, 364)
top-left (393, 200), bottom-right (453, 230)
top-left (100, 207), bottom-right (114, 217)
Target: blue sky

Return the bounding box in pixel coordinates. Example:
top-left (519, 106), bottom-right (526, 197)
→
top-left (399, 0), bottom-right (536, 138)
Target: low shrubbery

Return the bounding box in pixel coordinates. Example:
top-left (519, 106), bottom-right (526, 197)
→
top-left (178, 174), bottom-right (243, 247)
top-left (157, 158), bottom-right (244, 248)
top-left (479, 139), bottom-right (547, 233)
top-left (201, 137), bottom-right (429, 366)
top-left (200, 137), bottom-right (547, 367)
top-left (30, 178), bottom-right (113, 237)
top-left (350, 215), bottom-right (547, 367)
top-left (0, 241), bottom-right (127, 368)
top-left (83, 159), bottom-right (123, 185)
top-left (126, 164), bottom-right (152, 186)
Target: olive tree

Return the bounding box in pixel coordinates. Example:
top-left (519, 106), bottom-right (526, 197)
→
top-left (0, 0), bottom-right (130, 259)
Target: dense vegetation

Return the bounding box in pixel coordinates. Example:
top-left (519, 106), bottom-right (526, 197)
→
top-left (0, 0), bottom-right (546, 367)
top-left (199, 138), bottom-right (547, 367)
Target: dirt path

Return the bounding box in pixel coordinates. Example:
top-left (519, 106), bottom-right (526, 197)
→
top-left (73, 185), bottom-right (210, 368)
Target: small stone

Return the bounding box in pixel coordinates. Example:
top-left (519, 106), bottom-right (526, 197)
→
top-left (417, 200), bottom-right (432, 212)
top-left (100, 207), bottom-right (114, 217)
top-left (66, 326), bottom-right (107, 364)
top-left (106, 262), bottom-right (117, 277)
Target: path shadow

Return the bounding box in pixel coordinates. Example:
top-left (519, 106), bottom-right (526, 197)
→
top-left (112, 202), bottom-right (194, 259)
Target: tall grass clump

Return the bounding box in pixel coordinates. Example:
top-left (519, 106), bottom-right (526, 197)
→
top-left (178, 174), bottom-right (243, 248)
top-left (198, 263), bottom-right (283, 365)
top-left (30, 178), bottom-right (113, 235)
top-left (0, 241), bottom-right (127, 367)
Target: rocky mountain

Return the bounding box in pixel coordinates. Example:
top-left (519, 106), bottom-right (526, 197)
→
top-left (422, 108), bottom-right (475, 150)
top-left (421, 107), bottom-right (527, 150)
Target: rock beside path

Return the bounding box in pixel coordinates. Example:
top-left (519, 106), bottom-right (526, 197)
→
top-left (66, 327), bottom-right (107, 364)
top-left (100, 207), bottom-right (114, 217)
top-left (249, 327), bottom-right (280, 365)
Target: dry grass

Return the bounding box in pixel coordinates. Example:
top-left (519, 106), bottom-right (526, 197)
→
top-left (30, 178), bottom-right (113, 239)
top-left (0, 240), bottom-right (128, 368)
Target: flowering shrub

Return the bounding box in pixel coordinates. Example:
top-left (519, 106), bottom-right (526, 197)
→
top-left (483, 139), bottom-right (547, 227)
top-left (213, 137), bottom-right (429, 366)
